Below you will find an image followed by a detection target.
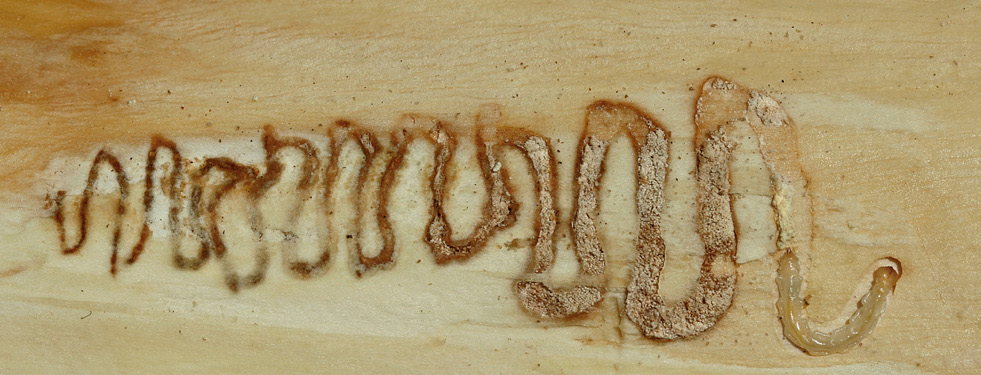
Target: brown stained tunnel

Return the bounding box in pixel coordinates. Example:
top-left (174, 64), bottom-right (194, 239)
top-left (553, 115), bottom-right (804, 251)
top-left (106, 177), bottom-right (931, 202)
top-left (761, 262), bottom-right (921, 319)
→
top-left (47, 77), bottom-right (901, 352)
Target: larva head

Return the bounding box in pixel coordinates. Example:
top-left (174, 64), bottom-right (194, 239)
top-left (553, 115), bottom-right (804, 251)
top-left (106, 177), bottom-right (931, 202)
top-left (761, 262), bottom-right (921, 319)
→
top-left (873, 266), bottom-right (901, 290)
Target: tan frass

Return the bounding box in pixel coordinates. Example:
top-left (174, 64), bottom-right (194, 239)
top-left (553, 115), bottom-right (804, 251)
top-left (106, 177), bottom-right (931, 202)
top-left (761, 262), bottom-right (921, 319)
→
top-left (0, 1), bottom-right (977, 373)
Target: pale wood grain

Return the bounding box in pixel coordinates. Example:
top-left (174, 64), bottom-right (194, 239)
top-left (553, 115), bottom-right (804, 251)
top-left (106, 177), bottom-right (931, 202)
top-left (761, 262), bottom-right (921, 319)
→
top-left (0, 0), bottom-right (978, 373)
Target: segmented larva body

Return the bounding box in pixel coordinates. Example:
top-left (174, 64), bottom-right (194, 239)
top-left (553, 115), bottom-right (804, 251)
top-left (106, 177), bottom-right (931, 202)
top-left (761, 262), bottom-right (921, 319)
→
top-left (49, 76), bottom-right (901, 353)
top-left (776, 252), bottom-right (901, 355)
top-left (697, 76), bottom-right (903, 355)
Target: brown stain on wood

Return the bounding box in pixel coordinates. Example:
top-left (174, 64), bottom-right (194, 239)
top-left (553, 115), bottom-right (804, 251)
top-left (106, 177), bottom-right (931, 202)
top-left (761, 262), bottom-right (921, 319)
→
top-left (42, 77), bottom-right (904, 357)
top-left (0, 0), bottom-right (125, 105)
top-left (47, 97), bottom-right (735, 308)
top-left (0, 0), bottom-right (122, 39)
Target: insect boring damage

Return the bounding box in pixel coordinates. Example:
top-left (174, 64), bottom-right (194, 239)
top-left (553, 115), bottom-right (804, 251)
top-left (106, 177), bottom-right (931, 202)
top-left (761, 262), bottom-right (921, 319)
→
top-left (44, 77), bottom-right (900, 355)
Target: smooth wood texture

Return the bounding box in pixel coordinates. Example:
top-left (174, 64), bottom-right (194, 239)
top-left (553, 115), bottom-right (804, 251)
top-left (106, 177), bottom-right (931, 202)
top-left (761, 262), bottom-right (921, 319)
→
top-left (0, 1), bottom-right (978, 373)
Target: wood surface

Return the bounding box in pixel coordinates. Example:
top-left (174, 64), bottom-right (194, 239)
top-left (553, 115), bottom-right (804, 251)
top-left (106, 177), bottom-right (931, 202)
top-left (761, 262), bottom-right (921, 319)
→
top-left (0, 0), bottom-right (978, 373)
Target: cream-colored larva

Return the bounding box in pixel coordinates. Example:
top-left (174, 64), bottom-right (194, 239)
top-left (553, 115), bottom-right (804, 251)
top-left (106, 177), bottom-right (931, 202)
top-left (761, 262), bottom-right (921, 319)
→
top-left (49, 76), bottom-right (905, 353)
top-left (776, 251), bottom-right (901, 355)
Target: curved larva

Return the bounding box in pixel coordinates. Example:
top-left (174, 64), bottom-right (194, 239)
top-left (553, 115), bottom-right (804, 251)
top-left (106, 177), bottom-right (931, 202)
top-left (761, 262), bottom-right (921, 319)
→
top-left (699, 76), bottom-right (904, 355)
top-left (46, 77), bottom-right (904, 351)
top-left (776, 252), bottom-right (901, 355)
